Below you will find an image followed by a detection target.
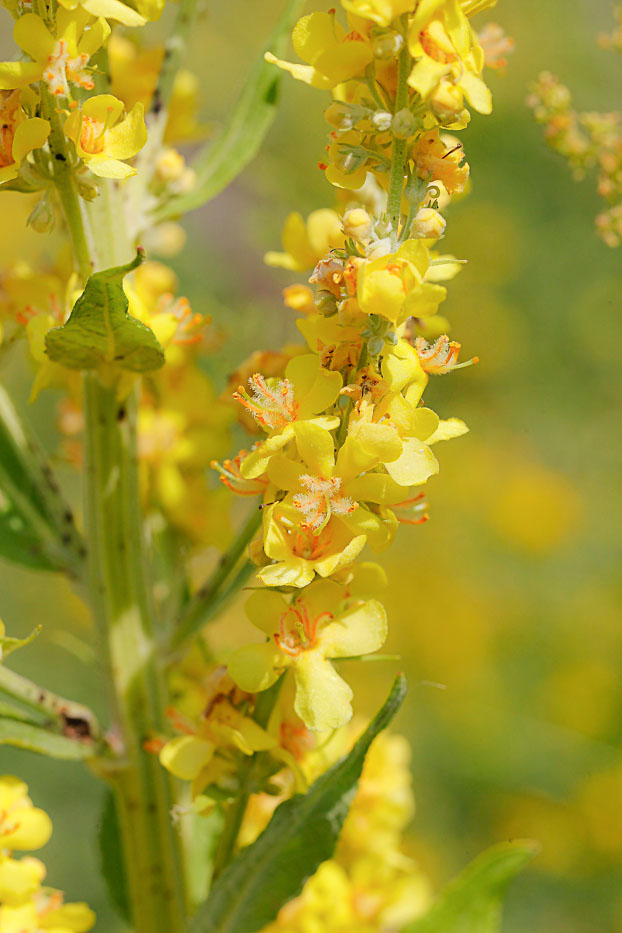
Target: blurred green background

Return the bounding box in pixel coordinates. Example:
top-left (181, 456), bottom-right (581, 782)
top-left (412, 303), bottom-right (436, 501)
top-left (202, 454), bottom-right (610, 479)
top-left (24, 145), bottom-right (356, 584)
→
top-left (1, 0), bottom-right (621, 930)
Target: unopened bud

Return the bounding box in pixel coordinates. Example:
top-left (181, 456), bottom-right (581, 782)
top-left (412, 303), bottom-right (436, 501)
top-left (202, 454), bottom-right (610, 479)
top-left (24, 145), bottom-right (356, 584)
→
top-left (372, 30), bottom-right (404, 59)
top-left (372, 111), bottom-right (392, 133)
top-left (155, 148), bottom-right (186, 183)
top-left (392, 108), bottom-right (418, 140)
top-left (27, 197), bottom-right (54, 233)
top-left (431, 81), bottom-right (464, 119)
top-left (314, 289), bottom-right (338, 316)
top-left (412, 207), bottom-right (446, 239)
top-left (342, 208), bottom-right (373, 243)
top-left (338, 297), bottom-right (365, 325)
top-left (368, 335), bottom-right (384, 356)
top-left (325, 102), bottom-right (357, 130)
top-left (77, 179), bottom-right (99, 201)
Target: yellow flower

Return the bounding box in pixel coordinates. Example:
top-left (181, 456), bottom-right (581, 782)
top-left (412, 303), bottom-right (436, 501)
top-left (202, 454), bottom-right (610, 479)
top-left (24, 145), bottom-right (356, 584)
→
top-left (265, 209), bottom-right (345, 271)
top-left (266, 11), bottom-right (373, 89)
top-left (407, 0), bottom-right (492, 115)
top-left (0, 11), bottom-right (110, 98)
top-left (236, 354), bottom-right (342, 479)
top-left (411, 130), bottom-right (470, 194)
top-left (64, 94), bottom-right (147, 179)
top-left (158, 676), bottom-right (275, 798)
top-left (0, 90), bottom-right (49, 185)
top-left (227, 581), bottom-right (387, 731)
top-left (0, 894), bottom-right (95, 931)
top-left (0, 776), bottom-right (52, 853)
top-left (0, 855), bottom-right (45, 907)
top-left (357, 240), bottom-right (447, 325)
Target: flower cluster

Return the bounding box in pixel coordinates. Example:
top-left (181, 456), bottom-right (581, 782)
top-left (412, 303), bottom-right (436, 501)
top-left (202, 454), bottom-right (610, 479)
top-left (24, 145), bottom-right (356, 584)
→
top-left (0, 775), bottom-right (94, 931)
top-left (211, 0), bottom-right (499, 736)
top-left (529, 11), bottom-right (622, 247)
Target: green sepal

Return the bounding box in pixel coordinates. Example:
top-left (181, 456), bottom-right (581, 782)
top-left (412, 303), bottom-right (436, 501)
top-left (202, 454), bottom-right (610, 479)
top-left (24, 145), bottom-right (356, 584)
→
top-left (0, 624), bottom-right (41, 660)
top-left (45, 251), bottom-right (165, 373)
top-left (0, 716), bottom-right (99, 759)
top-left (154, 0), bottom-right (306, 221)
top-left (189, 674), bottom-right (407, 933)
top-left (403, 840), bottom-right (540, 933)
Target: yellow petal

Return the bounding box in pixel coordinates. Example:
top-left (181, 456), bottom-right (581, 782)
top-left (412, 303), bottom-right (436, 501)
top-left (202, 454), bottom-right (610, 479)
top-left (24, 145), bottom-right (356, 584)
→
top-left (41, 902), bottom-right (96, 931)
top-left (85, 156), bottom-right (137, 178)
top-left (293, 652), bottom-right (353, 731)
top-left (13, 13), bottom-right (53, 62)
top-left (102, 102), bottom-right (147, 160)
top-left (159, 735), bottom-right (215, 781)
top-left (0, 806), bottom-right (52, 851)
top-left (0, 61), bottom-right (43, 90)
top-left (258, 558), bottom-right (316, 588)
top-left (245, 589), bottom-right (288, 636)
top-left (384, 436), bottom-right (439, 486)
top-left (11, 117), bottom-right (50, 163)
top-left (337, 422), bottom-right (402, 480)
top-left (77, 16), bottom-right (111, 57)
top-left (407, 57), bottom-right (449, 97)
top-left (346, 473), bottom-right (405, 505)
top-left (280, 212), bottom-right (317, 269)
top-left (293, 421), bottom-right (335, 477)
top-left (426, 416), bottom-right (469, 444)
top-left (321, 598), bottom-right (387, 657)
top-left (227, 642), bottom-right (283, 692)
top-left (460, 69), bottom-right (492, 114)
top-left (0, 854), bottom-right (45, 906)
top-left (82, 0), bottom-right (146, 25)
top-left (264, 51), bottom-right (331, 89)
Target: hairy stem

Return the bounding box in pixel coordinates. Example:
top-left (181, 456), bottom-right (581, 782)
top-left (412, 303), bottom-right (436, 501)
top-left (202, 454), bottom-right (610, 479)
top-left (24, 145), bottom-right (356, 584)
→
top-left (84, 374), bottom-right (187, 932)
top-left (386, 25), bottom-right (412, 239)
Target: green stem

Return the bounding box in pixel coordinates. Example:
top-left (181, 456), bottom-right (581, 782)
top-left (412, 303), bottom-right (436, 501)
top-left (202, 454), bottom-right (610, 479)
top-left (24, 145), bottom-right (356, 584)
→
top-left (167, 506), bottom-right (262, 657)
top-left (0, 664), bottom-right (100, 739)
top-left (83, 374), bottom-right (187, 932)
top-left (386, 27), bottom-right (412, 240)
top-left (39, 87), bottom-right (93, 282)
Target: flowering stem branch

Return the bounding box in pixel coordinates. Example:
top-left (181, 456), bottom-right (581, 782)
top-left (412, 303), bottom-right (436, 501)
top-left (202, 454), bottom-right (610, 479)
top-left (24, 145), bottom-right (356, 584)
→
top-left (386, 24), bottom-right (412, 238)
top-left (39, 87), bottom-right (93, 282)
top-left (83, 374), bottom-right (187, 932)
top-left (166, 505), bottom-right (262, 658)
top-left (212, 675), bottom-right (284, 878)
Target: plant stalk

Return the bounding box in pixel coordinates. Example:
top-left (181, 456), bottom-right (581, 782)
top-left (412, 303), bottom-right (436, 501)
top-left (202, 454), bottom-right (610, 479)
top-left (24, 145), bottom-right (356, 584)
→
top-left (386, 24), bottom-right (412, 239)
top-left (83, 373), bottom-right (187, 932)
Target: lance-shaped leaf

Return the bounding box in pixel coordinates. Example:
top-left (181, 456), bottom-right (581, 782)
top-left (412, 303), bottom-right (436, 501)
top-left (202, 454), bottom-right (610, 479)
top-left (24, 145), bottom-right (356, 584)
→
top-left (45, 252), bottom-right (165, 373)
top-left (190, 674), bottom-right (407, 933)
top-left (0, 717), bottom-right (99, 760)
top-left (154, 0), bottom-right (306, 221)
top-left (403, 840), bottom-right (540, 933)
top-left (0, 384), bottom-right (85, 575)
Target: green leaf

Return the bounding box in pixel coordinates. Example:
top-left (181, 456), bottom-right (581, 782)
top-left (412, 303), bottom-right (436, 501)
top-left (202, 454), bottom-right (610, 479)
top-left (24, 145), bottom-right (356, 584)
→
top-left (99, 790), bottom-right (131, 923)
top-left (0, 384), bottom-right (85, 575)
top-left (0, 624), bottom-right (41, 660)
top-left (190, 673), bottom-right (407, 933)
top-left (403, 840), bottom-right (540, 933)
top-left (154, 0), bottom-right (306, 221)
top-left (0, 717), bottom-right (98, 759)
top-left (45, 252), bottom-right (165, 373)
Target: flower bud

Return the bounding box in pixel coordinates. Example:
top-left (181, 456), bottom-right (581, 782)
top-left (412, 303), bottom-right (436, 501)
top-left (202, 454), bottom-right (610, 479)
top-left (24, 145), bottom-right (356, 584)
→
top-left (372, 111), bottom-right (392, 132)
top-left (156, 148), bottom-right (186, 183)
top-left (27, 197), bottom-right (54, 233)
top-left (342, 208), bottom-right (372, 243)
top-left (412, 207), bottom-right (446, 239)
top-left (372, 30), bottom-right (404, 59)
top-left (431, 81), bottom-right (464, 120)
top-left (368, 335), bottom-right (384, 356)
top-left (325, 102), bottom-right (357, 130)
top-left (314, 289), bottom-right (339, 316)
top-left (392, 108), bottom-right (418, 140)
